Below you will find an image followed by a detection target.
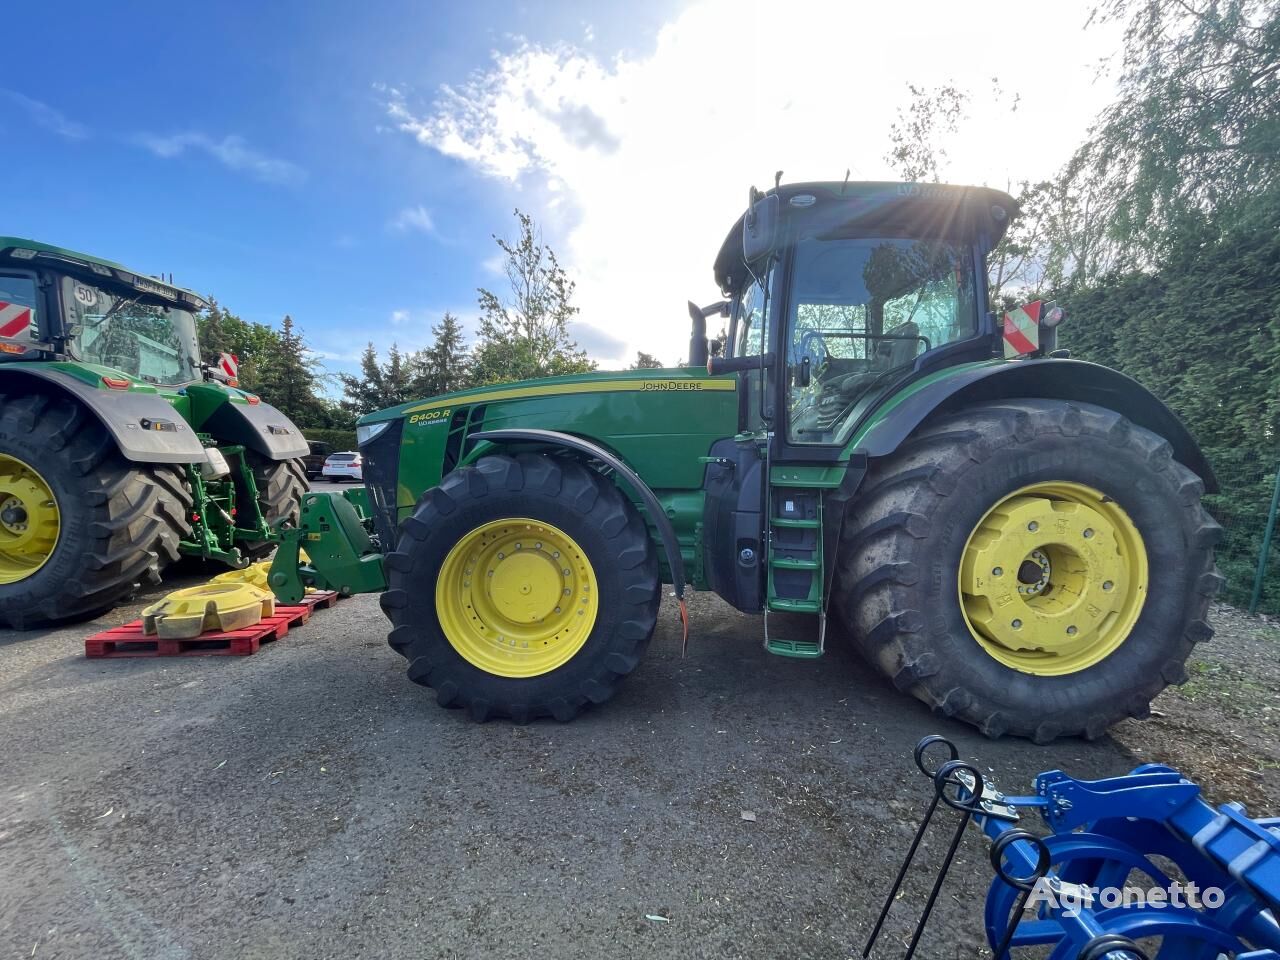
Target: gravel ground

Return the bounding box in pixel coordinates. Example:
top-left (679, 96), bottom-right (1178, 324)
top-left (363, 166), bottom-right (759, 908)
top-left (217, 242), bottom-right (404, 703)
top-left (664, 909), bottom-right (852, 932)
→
top-left (1, 569), bottom-right (1276, 959)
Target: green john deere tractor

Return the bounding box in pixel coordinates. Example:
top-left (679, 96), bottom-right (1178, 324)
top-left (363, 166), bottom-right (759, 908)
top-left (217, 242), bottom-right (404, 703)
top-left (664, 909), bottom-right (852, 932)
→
top-left (266, 181), bottom-right (1221, 741)
top-left (0, 238), bottom-right (309, 628)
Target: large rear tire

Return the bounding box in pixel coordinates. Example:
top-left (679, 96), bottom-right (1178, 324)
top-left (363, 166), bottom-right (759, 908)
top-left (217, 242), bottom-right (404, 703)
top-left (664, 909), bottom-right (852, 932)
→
top-left (237, 453), bottom-right (308, 561)
top-left (836, 399), bottom-right (1222, 742)
top-left (380, 453), bottom-right (661, 722)
top-left (0, 391), bottom-right (192, 628)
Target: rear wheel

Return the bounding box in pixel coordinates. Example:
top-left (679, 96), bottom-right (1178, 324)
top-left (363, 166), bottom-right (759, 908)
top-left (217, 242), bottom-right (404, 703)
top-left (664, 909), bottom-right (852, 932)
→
top-left (836, 399), bottom-right (1222, 742)
top-left (237, 453), bottom-right (308, 561)
top-left (380, 453), bottom-right (661, 722)
top-left (0, 391), bottom-right (192, 628)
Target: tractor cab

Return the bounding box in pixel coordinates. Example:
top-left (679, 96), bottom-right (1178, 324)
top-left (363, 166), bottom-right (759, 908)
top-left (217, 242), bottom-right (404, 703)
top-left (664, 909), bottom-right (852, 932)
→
top-left (698, 182), bottom-right (1013, 458)
top-left (0, 237), bottom-right (208, 386)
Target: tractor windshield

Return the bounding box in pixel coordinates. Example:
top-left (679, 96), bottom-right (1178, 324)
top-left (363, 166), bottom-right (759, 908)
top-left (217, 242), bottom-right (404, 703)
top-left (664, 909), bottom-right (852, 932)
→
top-left (61, 277), bottom-right (203, 385)
top-left (785, 236), bottom-right (977, 444)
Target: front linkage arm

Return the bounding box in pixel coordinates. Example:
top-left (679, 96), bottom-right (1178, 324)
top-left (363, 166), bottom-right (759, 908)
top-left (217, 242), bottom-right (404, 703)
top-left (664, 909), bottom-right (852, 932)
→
top-left (267, 488), bottom-right (386, 603)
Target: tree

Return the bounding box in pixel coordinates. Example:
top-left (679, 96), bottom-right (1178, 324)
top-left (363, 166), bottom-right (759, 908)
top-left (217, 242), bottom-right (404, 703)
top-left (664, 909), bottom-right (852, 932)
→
top-left (195, 299), bottom-right (282, 390)
top-left (628, 351), bottom-right (664, 369)
top-left (471, 209), bottom-right (594, 384)
top-left (338, 341), bottom-right (416, 418)
top-left (338, 344), bottom-right (387, 419)
top-left (413, 312), bottom-right (471, 396)
top-left (885, 83), bottom-right (969, 183)
top-left (1069, 0), bottom-right (1280, 263)
top-left (252, 314), bottom-right (328, 426)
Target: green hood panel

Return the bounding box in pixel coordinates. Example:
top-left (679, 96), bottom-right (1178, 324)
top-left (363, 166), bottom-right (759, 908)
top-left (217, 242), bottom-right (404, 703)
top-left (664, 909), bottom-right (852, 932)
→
top-left (376, 368), bottom-right (740, 502)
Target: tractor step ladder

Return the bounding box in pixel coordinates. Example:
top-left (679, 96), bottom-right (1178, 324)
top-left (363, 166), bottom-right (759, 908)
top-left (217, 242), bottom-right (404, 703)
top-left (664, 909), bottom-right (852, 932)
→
top-left (764, 484), bottom-right (825, 659)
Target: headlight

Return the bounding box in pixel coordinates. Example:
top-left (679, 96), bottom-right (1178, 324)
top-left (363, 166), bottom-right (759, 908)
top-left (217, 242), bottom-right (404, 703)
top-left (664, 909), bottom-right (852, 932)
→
top-left (356, 421), bottom-right (392, 447)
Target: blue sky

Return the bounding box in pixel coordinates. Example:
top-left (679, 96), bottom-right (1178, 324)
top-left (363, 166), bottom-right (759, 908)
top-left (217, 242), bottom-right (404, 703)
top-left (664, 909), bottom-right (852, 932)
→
top-left (2, 0), bottom-right (681, 381)
top-left (4, 1), bottom-right (1118, 385)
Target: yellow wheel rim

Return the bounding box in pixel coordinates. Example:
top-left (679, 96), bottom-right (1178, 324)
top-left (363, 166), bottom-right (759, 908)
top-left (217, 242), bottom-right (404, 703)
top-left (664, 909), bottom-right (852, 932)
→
top-left (435, 518), bottom-right (599, 678)
top-left (958, 481), bottom-right (1147, 676)
top-left (0, 454), bottom-right (60, 585)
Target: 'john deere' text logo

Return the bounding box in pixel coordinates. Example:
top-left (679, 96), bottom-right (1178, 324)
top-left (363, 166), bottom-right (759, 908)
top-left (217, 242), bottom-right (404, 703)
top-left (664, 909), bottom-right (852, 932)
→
top-left (641, 381), bottom-right (703, 391)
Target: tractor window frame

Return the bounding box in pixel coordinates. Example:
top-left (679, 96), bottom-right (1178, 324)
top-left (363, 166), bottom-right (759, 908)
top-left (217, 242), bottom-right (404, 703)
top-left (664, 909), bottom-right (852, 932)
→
top-left (772, 232), bottom-right (987, 462)
top-left (0, 269), bottom-right (43, 348)
top-left (728, 262), bottom-right (778, 432)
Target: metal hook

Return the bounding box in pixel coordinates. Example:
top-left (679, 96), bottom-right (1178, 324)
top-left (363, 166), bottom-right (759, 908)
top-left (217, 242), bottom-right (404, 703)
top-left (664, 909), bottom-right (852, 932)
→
top-left (863, 737), bottom-right (960, 958)
top-left (900, 759), bottom-right (986, 960)
top-left (988, 830), bottom-right (1051, 959)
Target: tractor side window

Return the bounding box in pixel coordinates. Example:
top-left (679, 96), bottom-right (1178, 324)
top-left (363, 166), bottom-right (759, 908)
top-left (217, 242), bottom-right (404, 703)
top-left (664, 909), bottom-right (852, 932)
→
top-left (735, 267), bottom-right (775, 432)
top-left (786, 236), bottom-right (977, 444)
top-left (0, 275), bottom-right (39, 353)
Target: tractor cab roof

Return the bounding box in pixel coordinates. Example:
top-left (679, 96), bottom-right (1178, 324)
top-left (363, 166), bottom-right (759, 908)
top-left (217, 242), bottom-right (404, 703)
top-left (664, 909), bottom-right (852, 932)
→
top-left (0, 236), bottom-right (209, 310)
top-left (712, 181), bottom-right (1017, 293)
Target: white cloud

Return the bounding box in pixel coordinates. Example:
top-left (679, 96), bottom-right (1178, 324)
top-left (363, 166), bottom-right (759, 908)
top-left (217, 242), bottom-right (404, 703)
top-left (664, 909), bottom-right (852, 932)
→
top-left (2, 90), bottom-right (88, 140)
top-left (390, 204), bottom-right (438, 235)
top-left (390, 309), bottom-right (411, 325)
top-left (135, 132), bottom-right (305, 184)
top-left (384, 0), bottom-right (1122, 369)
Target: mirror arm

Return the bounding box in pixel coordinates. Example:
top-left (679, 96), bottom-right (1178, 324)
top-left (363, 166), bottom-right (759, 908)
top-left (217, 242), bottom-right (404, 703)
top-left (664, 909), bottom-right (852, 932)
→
top-left (707, 352), bottom-right (775, 375)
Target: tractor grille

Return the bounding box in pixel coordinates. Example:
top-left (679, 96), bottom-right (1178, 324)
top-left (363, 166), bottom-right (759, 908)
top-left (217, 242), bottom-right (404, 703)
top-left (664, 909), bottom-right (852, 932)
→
top-left (359, 417), bottom-right (403, 550)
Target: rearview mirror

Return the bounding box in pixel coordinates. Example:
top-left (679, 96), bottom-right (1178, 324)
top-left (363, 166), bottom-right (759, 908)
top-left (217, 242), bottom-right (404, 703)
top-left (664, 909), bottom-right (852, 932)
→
top-left (743, 187), bottom-right (780, 264)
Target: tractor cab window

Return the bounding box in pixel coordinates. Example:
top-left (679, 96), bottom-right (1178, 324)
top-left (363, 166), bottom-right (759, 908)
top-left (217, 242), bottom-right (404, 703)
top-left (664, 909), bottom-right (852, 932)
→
top-left (0, 275), bottom-right (39, 353)
top-left (732, 265), bottom-right (777, 432)
top-left (786, 236), bottom-right (976, 444)
top-left (61, 277), bottom-right (203, 385)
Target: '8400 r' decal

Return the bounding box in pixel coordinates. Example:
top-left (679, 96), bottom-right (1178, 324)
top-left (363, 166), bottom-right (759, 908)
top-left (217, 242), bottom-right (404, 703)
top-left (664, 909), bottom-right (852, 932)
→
top-left (408, 409), bottom-right (451, 425)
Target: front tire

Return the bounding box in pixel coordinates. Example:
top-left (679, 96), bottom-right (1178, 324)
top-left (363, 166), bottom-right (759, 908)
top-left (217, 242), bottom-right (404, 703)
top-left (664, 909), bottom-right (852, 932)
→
top-left (380, 453), bottom-right (661, 722)
top-left (0, 391), bottom-right (192, 628)
top-left (837, 399), bottom-right (1222, 742)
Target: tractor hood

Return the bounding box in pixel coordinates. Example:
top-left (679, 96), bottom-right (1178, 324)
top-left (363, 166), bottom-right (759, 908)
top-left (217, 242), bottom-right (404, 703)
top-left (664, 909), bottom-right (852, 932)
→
top-left (359, 366), bottom-right (736, 428)
top-left (355, 367), bottom-right (741, 550)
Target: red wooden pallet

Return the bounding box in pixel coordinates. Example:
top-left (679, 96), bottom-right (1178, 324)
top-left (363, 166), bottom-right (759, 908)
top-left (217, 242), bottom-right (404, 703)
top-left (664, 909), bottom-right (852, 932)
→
top-left (84, 590), bottom-right (340, 658)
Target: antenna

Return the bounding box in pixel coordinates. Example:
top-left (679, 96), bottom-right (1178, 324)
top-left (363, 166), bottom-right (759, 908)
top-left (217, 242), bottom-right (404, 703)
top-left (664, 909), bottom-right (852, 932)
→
top-left (774, 170), bottom-right (783, 189)
top-left (841, 168), bottom-right (851, 195)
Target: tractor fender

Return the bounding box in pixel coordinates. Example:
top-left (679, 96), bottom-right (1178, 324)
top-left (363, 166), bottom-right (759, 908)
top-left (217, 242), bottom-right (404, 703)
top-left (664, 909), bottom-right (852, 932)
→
top-left (855, 357), bottom-right (1217, 492)
top-left (198, 394), bottom-right (309, 460)
top-left (469, 428), bottom-right (688, 600)
top-left (0, 366), bottom-right (206, 463)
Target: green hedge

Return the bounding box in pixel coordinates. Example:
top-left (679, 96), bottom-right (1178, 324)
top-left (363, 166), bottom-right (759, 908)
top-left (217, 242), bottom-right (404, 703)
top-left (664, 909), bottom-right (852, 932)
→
top-left (302, 428), bottom-right (358, 452)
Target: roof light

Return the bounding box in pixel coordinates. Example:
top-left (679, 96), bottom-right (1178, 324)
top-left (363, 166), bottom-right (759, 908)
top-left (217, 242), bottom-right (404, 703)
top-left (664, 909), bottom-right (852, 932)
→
top-left (10, 249), bottom-right (36, 260)
top-left (102, 375), bottom-right (130, 390)
top-left (1043, 305), bottom-right (1067, 328)
top-left (245, 394), bottom-right (260, 405)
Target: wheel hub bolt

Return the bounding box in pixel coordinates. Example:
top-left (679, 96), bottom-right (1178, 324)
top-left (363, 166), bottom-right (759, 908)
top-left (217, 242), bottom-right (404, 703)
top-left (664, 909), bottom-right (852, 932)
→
top-left (992, 566), bottom-right (1003, 577)
top-left (1066, 625), bottom-right (1078, 635)
top-left (1027, 521), bottom-right (1039, 532)
top-left (1102, 580), bottom-right (1114, 591)
top-left (1, 505), bottom-right (27, 526)
top-left (1011, 619), bottom-right (1023, 629)
top-left (1083, 528), bottom-right (1095, 539)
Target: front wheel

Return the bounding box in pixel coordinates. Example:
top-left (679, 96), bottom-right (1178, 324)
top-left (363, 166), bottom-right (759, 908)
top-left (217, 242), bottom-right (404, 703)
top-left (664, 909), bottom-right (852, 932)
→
top-left (0, 391), bottom-right (191, 628)
top-left (836, 399), bottom-right (1222, 742)
top-left (380, 453), bottom-right (661, 722)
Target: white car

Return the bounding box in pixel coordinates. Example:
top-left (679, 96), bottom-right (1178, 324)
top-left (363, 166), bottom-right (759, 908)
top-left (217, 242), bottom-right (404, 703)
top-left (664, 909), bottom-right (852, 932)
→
top-left (321, 451), bottom-right (363, 483)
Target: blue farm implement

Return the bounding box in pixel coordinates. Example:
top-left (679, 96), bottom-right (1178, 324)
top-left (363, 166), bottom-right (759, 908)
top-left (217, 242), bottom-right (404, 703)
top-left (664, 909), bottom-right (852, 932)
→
top-left (866, 736), bottom-right (1280, 960)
